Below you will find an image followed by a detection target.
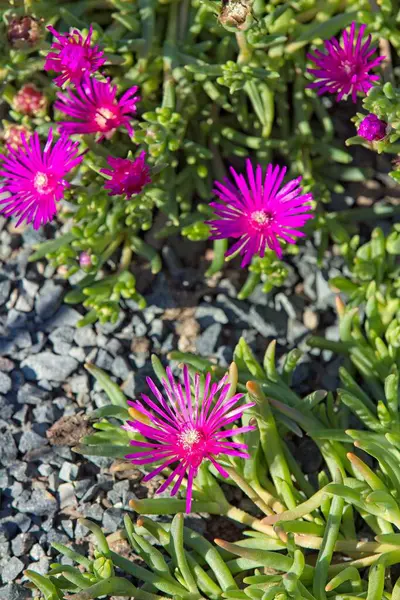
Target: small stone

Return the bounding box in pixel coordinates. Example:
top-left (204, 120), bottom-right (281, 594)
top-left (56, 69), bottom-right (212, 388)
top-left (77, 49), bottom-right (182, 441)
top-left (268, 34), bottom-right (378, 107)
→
top-left (44, 306), bottom-right (81, 331)
top-left (1, 557), bottom-right (24, 583)
top-left (69, 347), bottom-right (85, 362)
top-left (30, 543), bottom-right (45, 561)
top-left (68, 374), bottom-right (89, 395)
top-left (19, 430), bottom-right (47, 453)
top-left (0, 432), bottom-right (17, 466)
top-left (111, 356), bottom-right (130, 380)
top-left (102, 508), bottom-right (123, 533)
top-left (11, 533), bottom-right (34, 557)
top-left (25, 557), bottom-right (49, 576)
top-left (303, 308), bottom-right (319, 330)
top-left (14, 487), bottom-right (57, 516)
top-left (0, 584), bottom-right (30, 600)
top-left (59, 462), bottom-right (79, 482)
top-left (17, 383), bottom-right (48, 405)
top-left (0, 358), bottom-right (14, 372)
top-left (21, 352), bottom-right (78, 382)
top-left (196, 323), bottom-right (222, 356)
top-left (35, 280), bottom-right (64, 320)
top-left (74, 326), bottom-right (97, 347)
top-left (0, 280), bottom-right (11, 307)
top-left (195, 304), bottom-right (228, 326)
top-left (61, 520), bottom-right (74, 538)
top-left (95, 350), bottom-right (113, 371)
top-left (8, 462), bottom-right (28, 482)
top-left (0, 373), bottom-right (11, 394)
top-left (49, 326), bottom-right (75, 355)
top-left (82, 503), bottom-right (104, 521)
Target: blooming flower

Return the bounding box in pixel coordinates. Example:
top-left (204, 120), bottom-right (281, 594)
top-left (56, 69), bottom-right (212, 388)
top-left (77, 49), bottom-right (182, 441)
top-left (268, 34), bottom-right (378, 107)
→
top-left (357, 113), bottom-right (387, 141)
top-left (44, 25), bottom-right (106, 87)
top-left (307, 22), bottom-right (384, 102)
top-left (0, 129), bottom-right (83, 229)
top-left (207, 160), bottom-right (314, 267)
top-left (2, 124), bottom-right (31, 151)
top-left (13, 84), bottom-right (47, 116)
top-left (100, 151), bottom-right (151, 198)
top-left (125, 366), bottom-right (255, 513)
top-left (55, 77), bottom-right (140, 140)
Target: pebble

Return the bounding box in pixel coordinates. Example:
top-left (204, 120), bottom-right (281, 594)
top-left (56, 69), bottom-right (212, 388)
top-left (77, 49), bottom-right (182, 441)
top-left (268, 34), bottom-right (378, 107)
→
top-left (19, 431), bottom-right (47, 454)
top-left (1, 557), bottom-right (24, 583)
top-left (59, 462), bottom-right (79, 482)
top-left (196, 323), bottom-right (222, 356)
top-left (14, 488), bottom-right (57, 516)
top-left (0, 373), bottom-right (12, 395)
top-left (111, 356), bottom-right (131, 380)
top-left (74, 326), bottom-right (97, 347)
top-left (49, 326), bottom-right (75, 355)
top-left (21, 352), bottom-right (78, 382)
top-left (0, 584), bottom-right (30, 600)
top-left (0, 280), bottom-right (11, 307)
top-left (58, 483), bottom-right (78, 509)
top-left (35, 280), bottom-right (64, 320)
top-left (11, 533), bottom-right (34, 557)
top-left (17, 383), bottom-right (48, 405)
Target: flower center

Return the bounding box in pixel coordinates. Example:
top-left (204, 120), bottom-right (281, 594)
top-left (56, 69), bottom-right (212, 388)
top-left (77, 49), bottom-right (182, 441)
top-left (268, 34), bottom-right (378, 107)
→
top-left (178, 428), bottom-right (201, 450)
top-left (33, 171), bottom-right (56, 195)
top-left (94, 106), bottom-right (119, 131)
top-left (250, 210), bottom-right (273, 232)
top-left (341, 60), bottom-right (356, 76)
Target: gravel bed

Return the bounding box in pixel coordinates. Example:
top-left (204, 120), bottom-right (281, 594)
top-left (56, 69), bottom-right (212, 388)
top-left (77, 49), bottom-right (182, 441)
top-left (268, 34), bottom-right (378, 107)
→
top-left (0, 209), bottom-right (361, 597)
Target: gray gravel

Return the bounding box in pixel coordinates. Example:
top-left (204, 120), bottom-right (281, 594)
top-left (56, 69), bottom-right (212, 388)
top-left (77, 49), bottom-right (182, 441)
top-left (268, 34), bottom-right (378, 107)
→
top-left (0, 221), bottom-right (350, 596)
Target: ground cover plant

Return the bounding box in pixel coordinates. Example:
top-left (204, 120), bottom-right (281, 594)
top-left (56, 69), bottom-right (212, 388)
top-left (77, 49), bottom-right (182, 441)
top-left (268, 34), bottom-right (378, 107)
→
top-left (1, 0), bottom-right (400, 599)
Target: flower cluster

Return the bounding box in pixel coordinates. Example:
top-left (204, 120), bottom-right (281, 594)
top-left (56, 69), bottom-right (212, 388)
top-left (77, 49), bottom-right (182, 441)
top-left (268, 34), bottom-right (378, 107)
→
top-left (0, 24), bottom-right (150, 230)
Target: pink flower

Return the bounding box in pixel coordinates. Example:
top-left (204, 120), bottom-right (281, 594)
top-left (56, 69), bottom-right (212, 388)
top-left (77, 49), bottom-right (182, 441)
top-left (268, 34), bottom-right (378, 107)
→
top-left (100, 151), bottom-right (151, 198)
top-left (44, 25), bottom-right (106, 87)
top-left (13, 84), bottom-right (47, 116)
top-left (307, 22), bottom-right (384, 102)
top-left (207, 160), bottom-right (314, 267)
top-left (357, 113), bottom-right (387, 141)
top-left (125, 366), bottom-right (255, 513)
top-left (55, 77), bottom-right (140, 141)
top-left (0, 129), bottom-right (83, 229)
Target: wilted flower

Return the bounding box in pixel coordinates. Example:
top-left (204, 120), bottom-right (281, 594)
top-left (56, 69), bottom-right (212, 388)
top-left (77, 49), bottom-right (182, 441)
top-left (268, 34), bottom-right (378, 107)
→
top-left (7, 15), bottom-right (43, 49)
top-left (0, 129), bottom-right (83, 229)
top-left (13, 84), bottom-right (47, 116)
top-left (44, 25), bottom-right (106, 87)
top-left (307, 22), bottom-right (384, 102)
top-left (100, 151), bottom-right (151, 198)
top-left (79, 251), bottom-right (92, 267)
top-left (125, 366), bottom-right (255, 513)
top-left (207, 160), bottom-right (314, 267)
top-left (55, 77), bottom-right (140, 141)
top-left (357, 113), bottom-right (387, 141)
top-left (2, 124), bottom-right (31, 151)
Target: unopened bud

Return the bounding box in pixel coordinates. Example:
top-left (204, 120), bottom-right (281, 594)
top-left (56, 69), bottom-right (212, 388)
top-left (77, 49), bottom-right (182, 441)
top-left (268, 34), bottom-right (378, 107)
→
top-left (7, 15), bottom-right (43, 50)
top-left (13, 84), bottom-right (47, 116)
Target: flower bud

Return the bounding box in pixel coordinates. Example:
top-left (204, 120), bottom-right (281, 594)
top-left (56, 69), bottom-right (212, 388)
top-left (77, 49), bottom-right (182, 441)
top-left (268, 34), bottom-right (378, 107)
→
top-left (7, 16), bottom-right (43, 50)
top-left (93, 557), bottom-right (114, 580)
top-left (357, 114), bottom-right (387, 142)
top-left (79, 251), bottom-right (92, 267)
top-left (13, 84), bottom-right (47, 116)
top-left (2, 123), bottom-right (31, 151)
top-left (219, 0), bottom-right (253, 30)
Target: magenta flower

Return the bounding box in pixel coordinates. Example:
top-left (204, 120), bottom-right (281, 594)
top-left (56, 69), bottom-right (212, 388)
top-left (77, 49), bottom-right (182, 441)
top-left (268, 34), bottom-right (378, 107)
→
top-left (44, 25), bottom-right (105, 87)
top-left (357, 113), bottom-right (387, 141)
top-left (125, 366), bottom-right (255, 513)
top-left (207, 160), bottom-right (314, 267)
top-left (100, 151), bottom-right (151, 198)
top-left (0, 129), bottom-right (83, 229)
top-left (55, 77), bottom-right (140, 141)
top-left (307, 22), bottom-right (384, 102)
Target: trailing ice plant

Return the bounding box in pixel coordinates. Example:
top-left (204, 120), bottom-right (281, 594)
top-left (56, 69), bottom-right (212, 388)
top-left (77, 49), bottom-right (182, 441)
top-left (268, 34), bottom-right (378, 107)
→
top-left (1, 3), bottom-right (394, 323)
top-left (29, 343), bottom-right (400, 599)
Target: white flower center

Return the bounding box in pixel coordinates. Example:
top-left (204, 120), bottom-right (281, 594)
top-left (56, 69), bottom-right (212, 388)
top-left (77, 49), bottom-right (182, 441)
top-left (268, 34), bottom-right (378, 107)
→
top-left (94, 107), bottom-right (117, 130)
top-left (178, 428), bottom-right (201, 450)
top-left (251, 210), bottom-right (271, 225)
top-left (34, 172), bottom-right (51, 194)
